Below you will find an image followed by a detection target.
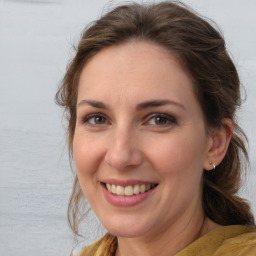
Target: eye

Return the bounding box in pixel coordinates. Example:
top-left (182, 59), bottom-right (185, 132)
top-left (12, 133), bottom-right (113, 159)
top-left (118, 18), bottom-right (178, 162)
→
top-left (146, 113), bottom-right (176, 127)
top-left (82, 113), bottom-right (107, 125)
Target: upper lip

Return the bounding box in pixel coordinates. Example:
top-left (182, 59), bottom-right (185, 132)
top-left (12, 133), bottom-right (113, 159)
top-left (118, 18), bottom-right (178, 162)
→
top-left (101, 178), bottom-right (158, 187)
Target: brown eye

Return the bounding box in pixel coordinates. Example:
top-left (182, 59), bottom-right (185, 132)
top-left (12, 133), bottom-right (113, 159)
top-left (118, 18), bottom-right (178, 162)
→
top-left (82, 114), bottom-right (107, 125)
top-left (147, 113), bottom-right (176, 126)
top-left (154, 116), bottom-right (168, 125)
top-left (93, 116), bottom-right (106, 124)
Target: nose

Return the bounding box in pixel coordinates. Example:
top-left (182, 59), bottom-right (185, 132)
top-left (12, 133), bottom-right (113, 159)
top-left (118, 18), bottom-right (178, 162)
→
top-left (104, 128), bottom-right (143, 171)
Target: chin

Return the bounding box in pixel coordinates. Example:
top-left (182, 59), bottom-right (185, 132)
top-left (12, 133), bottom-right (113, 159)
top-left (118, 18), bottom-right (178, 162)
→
top-left (102, 218), bottom-right (152, 238)
top-left (108, 228), bottom-right (149, 238)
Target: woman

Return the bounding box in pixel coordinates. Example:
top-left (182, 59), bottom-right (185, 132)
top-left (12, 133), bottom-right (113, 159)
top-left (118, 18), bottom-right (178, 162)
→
top-left (56, 1), bottom-right (256, 255)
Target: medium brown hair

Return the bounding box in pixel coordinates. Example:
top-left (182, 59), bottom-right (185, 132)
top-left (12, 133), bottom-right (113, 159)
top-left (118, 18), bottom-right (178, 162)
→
top-left (56, 1), bottom-right (255, 235)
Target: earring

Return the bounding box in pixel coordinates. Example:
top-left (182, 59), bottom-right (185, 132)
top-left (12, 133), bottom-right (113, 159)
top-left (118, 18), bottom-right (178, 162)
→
top-left (209, 161), bottom-right (216, 170)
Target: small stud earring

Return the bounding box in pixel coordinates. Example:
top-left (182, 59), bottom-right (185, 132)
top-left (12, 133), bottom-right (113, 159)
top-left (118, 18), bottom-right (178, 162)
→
top-left (209, 161), bottom-right (216, 170)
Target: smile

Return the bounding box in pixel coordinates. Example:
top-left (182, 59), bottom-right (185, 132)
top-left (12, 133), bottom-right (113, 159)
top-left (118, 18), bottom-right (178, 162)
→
top-left (105, 183), bottom-right (157, 196)
top-left (101, 181), bottom-right (158, 207)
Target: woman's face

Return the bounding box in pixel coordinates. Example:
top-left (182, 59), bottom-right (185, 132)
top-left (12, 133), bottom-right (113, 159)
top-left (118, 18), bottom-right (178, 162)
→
top-left (73, 41), bottom-right (213, 238)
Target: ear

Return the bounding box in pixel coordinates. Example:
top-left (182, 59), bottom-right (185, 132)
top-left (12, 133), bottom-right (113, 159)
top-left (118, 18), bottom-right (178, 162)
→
top-left (204, 118), bottom-right (233, 171)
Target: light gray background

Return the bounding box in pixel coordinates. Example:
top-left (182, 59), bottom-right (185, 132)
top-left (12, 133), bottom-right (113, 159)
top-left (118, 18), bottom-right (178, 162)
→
top-left (0, 0), bottom-right (255, 255)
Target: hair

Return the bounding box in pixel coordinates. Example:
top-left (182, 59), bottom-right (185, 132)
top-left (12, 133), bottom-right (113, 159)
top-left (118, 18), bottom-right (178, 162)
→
top-left (56, 1), bottom-right (255, 236)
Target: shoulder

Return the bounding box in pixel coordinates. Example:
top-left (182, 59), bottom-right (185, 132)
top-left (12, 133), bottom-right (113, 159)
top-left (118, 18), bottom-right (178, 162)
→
top-left (177, 225), bottom-right (256, 256)
top-left (79, 226), bottom-right (256, 256)
top-left (214, 226), bottom-right (256, 256)
top-left (79, 233), bottom-right (117, 256)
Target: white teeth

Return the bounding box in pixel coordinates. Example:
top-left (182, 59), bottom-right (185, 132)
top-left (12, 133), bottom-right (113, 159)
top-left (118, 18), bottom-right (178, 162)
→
top-left (124, 186), bottom-right (133, 196)
top-left (133, 184), bottom-right (140, 194)
top-left (116, 185), bottom-right (124, 196)
top-left (106, 183), bottom-right (111, 191)
top-left (105, 183), bottom-right (155, 196)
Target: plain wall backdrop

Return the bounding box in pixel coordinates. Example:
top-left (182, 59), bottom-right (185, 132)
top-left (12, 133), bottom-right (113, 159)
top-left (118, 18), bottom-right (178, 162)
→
top-left (0, 0), bottom-right (255, 255)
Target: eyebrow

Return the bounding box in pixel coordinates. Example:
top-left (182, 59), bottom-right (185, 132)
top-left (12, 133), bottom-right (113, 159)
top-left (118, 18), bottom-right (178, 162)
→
top-left (77, 99), bottom-right (185, 110)
top-left (77, 99), bottom-right (108, 109)
top-left (136, 99), bottom-right (185, 111)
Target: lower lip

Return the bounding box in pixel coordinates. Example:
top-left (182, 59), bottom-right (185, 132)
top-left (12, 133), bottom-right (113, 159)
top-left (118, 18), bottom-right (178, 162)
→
top-left (102, 184), bottom-right (156, 207)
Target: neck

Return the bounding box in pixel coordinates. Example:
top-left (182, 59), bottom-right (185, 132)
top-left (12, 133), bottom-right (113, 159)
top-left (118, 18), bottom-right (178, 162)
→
top-left (115, 212), bottom-right (221, 256)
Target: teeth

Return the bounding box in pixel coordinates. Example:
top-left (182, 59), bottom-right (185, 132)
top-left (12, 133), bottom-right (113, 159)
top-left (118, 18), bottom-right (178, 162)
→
top-left (133, 184), bottom-right (140, 195)
top-left (116, 185), bottom-right (124, 196)
top-left (105, 183), bottom-right (155, 196)
top-left (106, 183), bottom-right (111, 191)
top-left (124, 186), bottom-right (133, 196)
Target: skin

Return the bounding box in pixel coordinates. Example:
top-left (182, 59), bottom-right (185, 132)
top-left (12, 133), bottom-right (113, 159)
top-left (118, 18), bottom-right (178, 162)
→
top-left (73, 41), bottom-right (231, 256)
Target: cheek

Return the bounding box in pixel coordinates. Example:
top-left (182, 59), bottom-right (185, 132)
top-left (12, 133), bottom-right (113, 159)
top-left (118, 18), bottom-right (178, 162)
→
top-left (73, 133), bottom-right (105, 182)
top-left (147, 130), bottom-right (207, 178)
top-left (72, 135), bottom-right (106, 206)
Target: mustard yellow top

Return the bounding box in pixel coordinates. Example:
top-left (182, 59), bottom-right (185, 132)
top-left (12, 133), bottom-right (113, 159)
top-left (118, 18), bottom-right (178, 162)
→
top-left (79, 225), bottom-right (256, 256)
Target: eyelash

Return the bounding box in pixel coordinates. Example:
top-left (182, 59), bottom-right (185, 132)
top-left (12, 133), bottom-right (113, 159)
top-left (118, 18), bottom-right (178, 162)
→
top-left (82, 113), bottom-right (108, 126)
top-left (144, 113), bottom-right (177, 127)
top-left (81, 112), bottom-right (177, 127)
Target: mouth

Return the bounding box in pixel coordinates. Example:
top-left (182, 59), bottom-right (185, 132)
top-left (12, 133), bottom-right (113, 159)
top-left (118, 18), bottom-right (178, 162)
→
top-left (103, 183), bottom-right (158, 196)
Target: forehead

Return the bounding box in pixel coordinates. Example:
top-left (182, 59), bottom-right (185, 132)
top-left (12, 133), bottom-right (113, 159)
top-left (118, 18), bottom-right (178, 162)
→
top-left (77, 41), bottom-right (196, 106)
